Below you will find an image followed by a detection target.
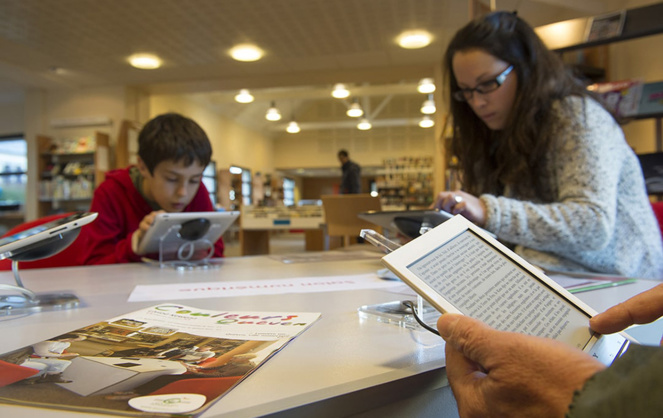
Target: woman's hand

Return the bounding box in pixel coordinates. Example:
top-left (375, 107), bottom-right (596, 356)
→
top-left (432, 190), bottom-right (487, 227)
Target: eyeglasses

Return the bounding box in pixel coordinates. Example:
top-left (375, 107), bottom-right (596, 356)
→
top-left (452, 65), bottom-right (514, 102)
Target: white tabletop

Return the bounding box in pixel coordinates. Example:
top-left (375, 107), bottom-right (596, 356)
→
top-left (0, 252), bottom-right (661, 417)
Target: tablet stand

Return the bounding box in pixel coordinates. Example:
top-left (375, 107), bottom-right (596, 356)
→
top-left (357, 229), bottom-right (440, 332)
top-left (0, 230), bottom-right (80, 316)
top-left (156, 223), bottom-right (222, 270)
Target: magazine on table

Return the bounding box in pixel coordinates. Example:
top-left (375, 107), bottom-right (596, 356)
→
top-left (0, 304), bottom-right (321, 417)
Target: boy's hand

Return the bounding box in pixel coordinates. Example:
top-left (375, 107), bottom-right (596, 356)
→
top-left (437, 314), bottom-right (605, 418)
top-left (132, 210), bottom-right (165, 255)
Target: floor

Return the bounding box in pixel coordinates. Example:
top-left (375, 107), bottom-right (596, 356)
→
top-left (223, 231), bottom-right (306, 257)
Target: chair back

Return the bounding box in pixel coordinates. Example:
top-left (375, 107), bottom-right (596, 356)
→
top-left (652, 202), bottom-right (663, 239)
top-left (321, 194), bottom-right (382, 247)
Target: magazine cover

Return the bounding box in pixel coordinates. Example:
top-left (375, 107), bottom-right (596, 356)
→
top-left (0, 304), bottom-right (321, 417)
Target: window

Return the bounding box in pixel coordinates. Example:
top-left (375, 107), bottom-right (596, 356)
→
top-left (202, 161), bottom-right (217, 206)
top-left (283, 177), bottom-right (295, 206)
top-left (241, 169), bottom-right (252, 205)
top-left (0, 135), bottom-right (27, 211)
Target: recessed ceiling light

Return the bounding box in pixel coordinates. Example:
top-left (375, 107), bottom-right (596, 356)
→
top-left (128, 53), bottom-right (162, 69)
top-left (397, 30), bottom-right (432, 49)
top-left (230, 44), bottom-right (264, 62)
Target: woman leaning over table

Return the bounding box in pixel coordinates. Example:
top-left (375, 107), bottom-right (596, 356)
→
top-left (433, 11), bottom-right (663, 279)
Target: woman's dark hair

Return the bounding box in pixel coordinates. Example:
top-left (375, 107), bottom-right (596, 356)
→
top-left (138, 113), bottom-right (212, 174)
top-left (444, 11), bottom-right (593, 199)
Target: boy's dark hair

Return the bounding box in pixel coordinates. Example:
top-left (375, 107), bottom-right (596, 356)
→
top-left (338, 149), bottom-right (349, 158)
top-left (138, 113), bottom-right (212, 174)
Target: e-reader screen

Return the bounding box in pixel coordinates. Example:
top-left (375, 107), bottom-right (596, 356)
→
top-left (406, 229), bottom-right (593, 349)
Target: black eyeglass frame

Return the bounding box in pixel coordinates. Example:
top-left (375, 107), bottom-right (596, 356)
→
top-left (452, 65), bottom-right (514, 102)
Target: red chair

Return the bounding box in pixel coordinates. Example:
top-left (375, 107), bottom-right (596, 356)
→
top-left (652, 202), bottom-right (663, 239)
top-left (0, 212), bottom-right (86, 270)
top-left (0, 360), bottom-right (40, 387)
top-left (149, 376), bottom-right (242, 404)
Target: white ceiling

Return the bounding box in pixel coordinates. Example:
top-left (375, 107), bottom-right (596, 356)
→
top-left (0, 0), bottom-right (620, 136)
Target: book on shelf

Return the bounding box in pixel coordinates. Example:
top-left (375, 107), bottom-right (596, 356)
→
top-left (0, 304), bottom-right (320, 417)
top-left (588, 78), bottom-right (643, 118)
top-left (637, 81), bottom-right (663, 117)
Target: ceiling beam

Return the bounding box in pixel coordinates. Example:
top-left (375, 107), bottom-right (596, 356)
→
top-left (144, 64), bottom-right (436, 96)
top-left (269, 117), bottom-right (428, 132)
top-left (526, 0), bottom-right (611, 15)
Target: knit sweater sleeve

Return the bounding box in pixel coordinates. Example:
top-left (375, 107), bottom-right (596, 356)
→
top-left (482, 97), bottom-right (622, 253)
top-left (566, 344), bottom-right (663, 418)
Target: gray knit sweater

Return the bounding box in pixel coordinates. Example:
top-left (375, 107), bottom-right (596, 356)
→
top-left (481, 96), bottom-right (663, 279)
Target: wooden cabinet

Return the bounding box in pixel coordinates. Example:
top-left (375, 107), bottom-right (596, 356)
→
top-left (37, 132), bottom-right (110, 217)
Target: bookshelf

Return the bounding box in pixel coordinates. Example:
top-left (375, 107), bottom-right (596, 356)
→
top-left (37, 132), bottom-right (110, 217)
top-left (376, 157), bottom-right (434, 210)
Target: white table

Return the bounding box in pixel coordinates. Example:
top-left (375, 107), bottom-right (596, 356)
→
top-left (0, 253), bottom-right (660, 417)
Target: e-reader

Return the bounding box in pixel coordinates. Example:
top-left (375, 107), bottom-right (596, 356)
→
top-left (382, 214), bottom-right (634, 365)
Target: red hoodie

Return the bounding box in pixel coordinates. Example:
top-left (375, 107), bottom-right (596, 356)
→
top-left (78, 167), bottom-right (224, 265)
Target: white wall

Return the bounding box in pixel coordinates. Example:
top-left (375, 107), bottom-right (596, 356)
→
top-left (272, 126), bottom-right (435, 170)
top-left (0, 103), bottom-right (24, 136)
top-left (149, 94), bottom-right (274, 175)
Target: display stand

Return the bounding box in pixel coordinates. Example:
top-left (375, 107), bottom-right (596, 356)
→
top-left (0, 230), bottom-right (80, 316)
top-left (156, 222), bottom-right (223, 270)
top-left (357, 228), bottom-right (440, 331)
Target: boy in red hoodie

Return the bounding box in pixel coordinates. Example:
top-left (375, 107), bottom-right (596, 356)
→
top-left (79, 113), bottom-right (223, 264)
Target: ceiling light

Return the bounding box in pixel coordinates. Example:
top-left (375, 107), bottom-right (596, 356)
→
top-left (332, 83), bottom-right (350, 99)
top-left (357, 119), bottom-right (372, 130)
top-left (229, 44), bottom-right (264, 62)
top-left (229, 166), bottom-right (243, 174)
top-left (396, 30), bottom-right (432, 49)
top-left (235, 89), bottom-right (254, 103)
top-left (421, 94), bottom-right (436, 114)
top-left (128, 53), bottom-right (162, 69)
top-left (419, 115), bottom-right (435, 128)
top-left (286, 121), bottom-right (301, 134)
top-left (418, 78), bottom-right (436, 94)
top-left (265, 101), bottom-right (282, 121)
top-left (346, 100), bottom-right (364, 118)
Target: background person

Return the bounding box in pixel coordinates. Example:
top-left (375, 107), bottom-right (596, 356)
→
top-left (337, 149), bottom-right (361, 194)
top-left (432, 11), bottom-right (663, 279)
top-left (78, 113), bottom-right (224, 264)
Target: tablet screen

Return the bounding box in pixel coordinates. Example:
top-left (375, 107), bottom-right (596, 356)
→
top-left (406, 229), bottom-right (593, 349)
